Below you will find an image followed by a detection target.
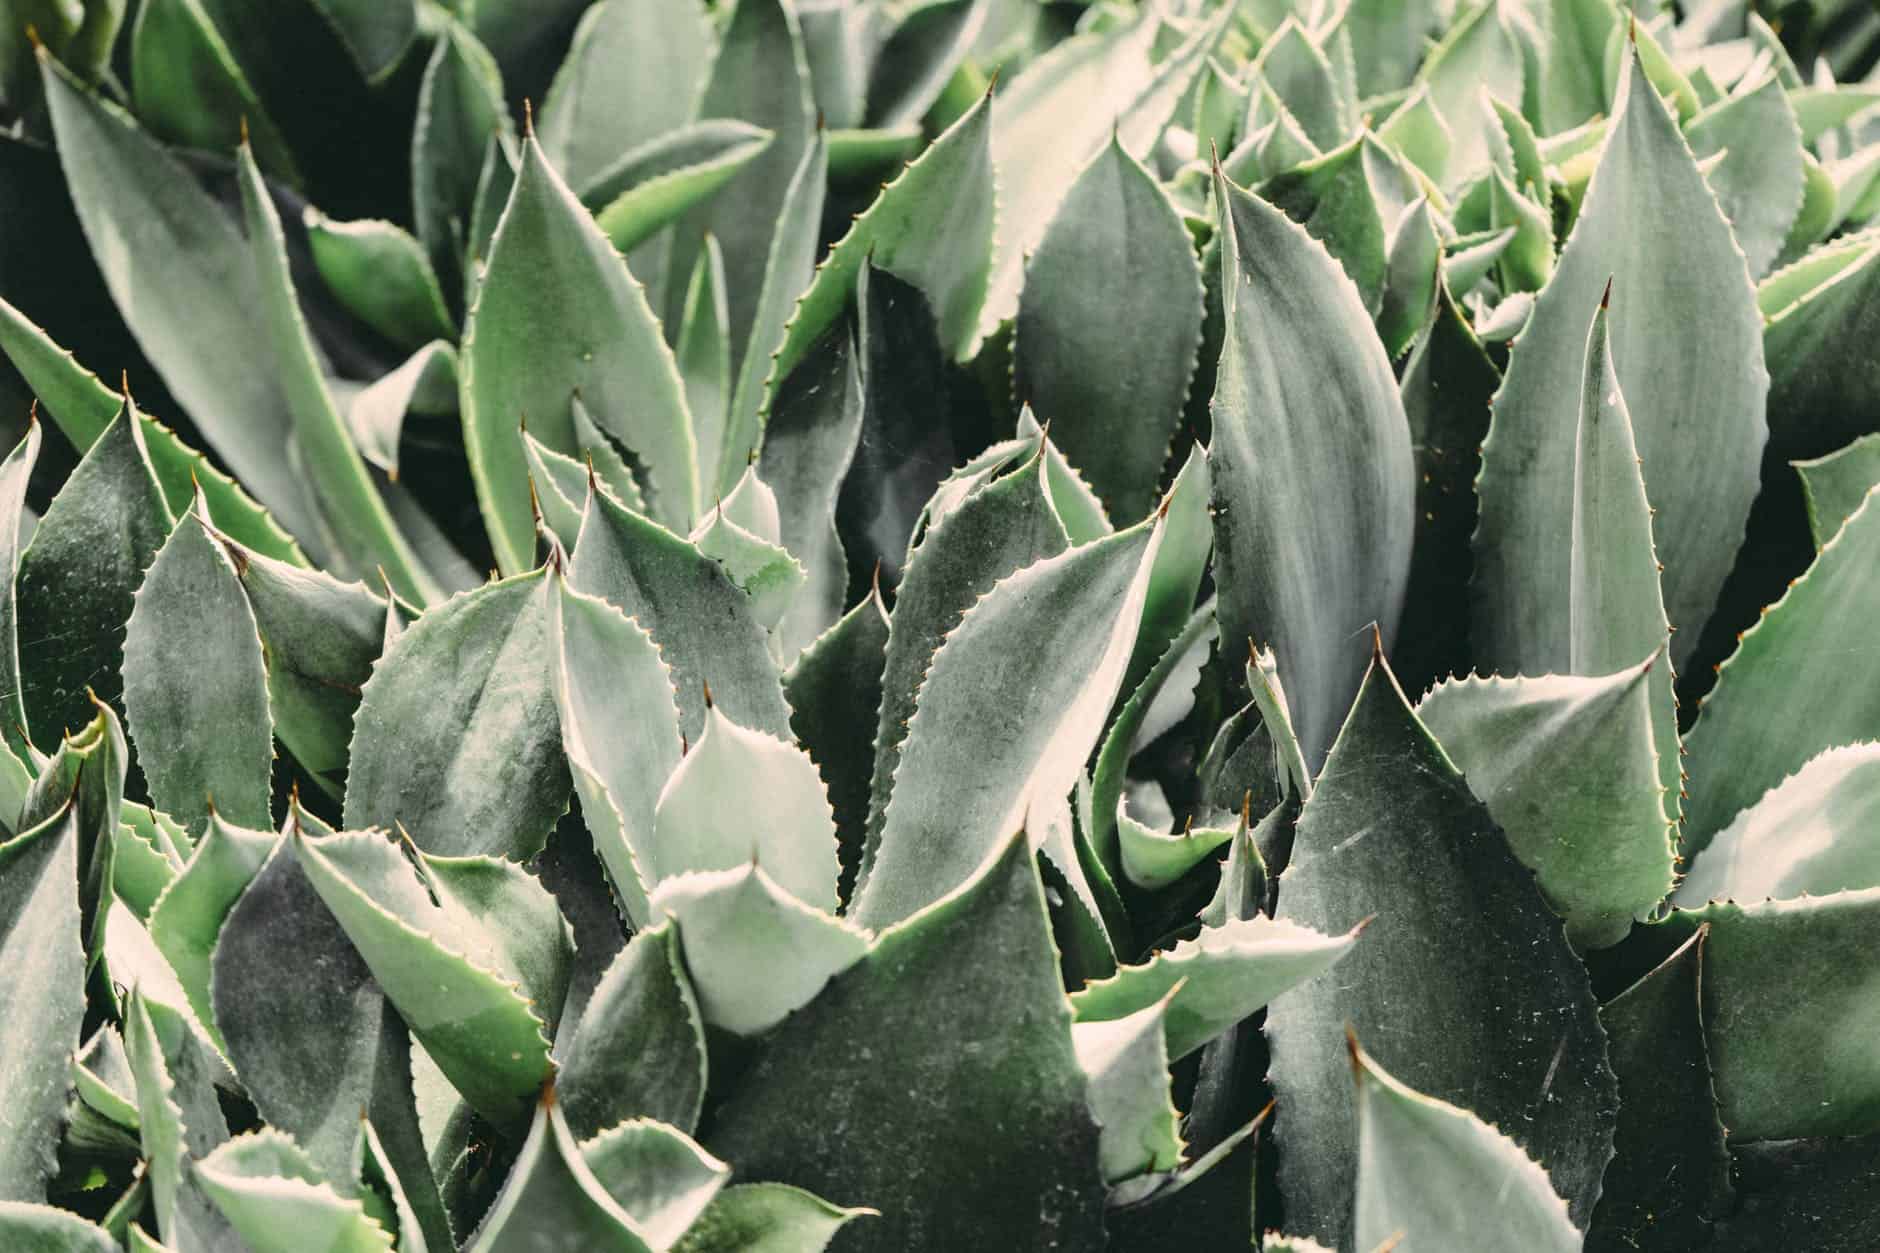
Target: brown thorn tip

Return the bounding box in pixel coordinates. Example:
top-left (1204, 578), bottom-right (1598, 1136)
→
top-left (523, 99), bottom-right (535, 138)
top-left (25, 24), bottom-right (43, 51)
top-left (540, 1076), bottom-right (557, 1108)
top-left (239, 115), bottom-right (249, 145)
top-left (1350, 913), bottom-right (1378, 938)
top-left (1343, 1024), bottom-right (1363, 1073)
top-left (27, 399), bottom-right (37, 425)
top-left (701, 679), bottom-right (714, 710)
top-left (1369, 621), bottom-right (1385, 661)
top-left (1601, 277), bottom-right (1613, 310)
top-left (1254, 1098), bottom-right (1276, 1128)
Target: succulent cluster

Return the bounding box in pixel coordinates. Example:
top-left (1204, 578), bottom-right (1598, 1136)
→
top-left (3, 0), bottom-right (1880, 1249)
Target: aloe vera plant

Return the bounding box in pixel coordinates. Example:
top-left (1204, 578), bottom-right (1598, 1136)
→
top-left (4, 0), bottom-right (1880, 1249)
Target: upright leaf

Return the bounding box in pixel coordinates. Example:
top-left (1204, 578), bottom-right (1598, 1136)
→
top-left (547, 575), bottom-right (682, 928)
top-left (412, 18), bottom-right (511, 300)
top-left (39, 55), bottom-right (323, 549)
top-left (463, 130), bottom-right (699, 573)
top-left (535, 0), bottom-right (712, 197)
top-left (345, 571), bottom-right (570, 862)
top-left (466, 1093), bottom-right (654, 1253)
top-left (569, 485), bottom-right (792, 743)
top-left (1208, 168), bottom-right (1415, 772)
top-left (193, 1131), bottom-right (395, 1253)
top-left (767, 95), bottom-right (994, 401)
top-left (706, 834), bottom-right (1107, 1251)
top-left (666, 0), bottom-right (815, 375)
top-left (16, 403), bottom-right (172, 746)
top-left (147, 813), bottom-right (274, 1051)
top-left (1796, 433), bottom-right (1880, 547)
top-left (857, 518), bottom-right (1162, 928)
top-left (1351, 1036), bottom-right (1581, 1253)
top-left (0, 424), bottom-right (38, 762)
top-left (555, 923), bottom-right (706, 1140)
top-left (0, 805), bottom-right (84, 1202)
top-left (122, 504), bottom-right (273, 837)
top-left (1013, 136), bottom-right (1203, 521)
top-left (858, 445), bottom-right (1068, 886)
top-left (1685, 74), bottom-right (1805, 278)
top-left (1472, 48), bottom-right (1768, 672)
top-left (1683, 489), bottom-right (1880, 851)
top-left (1417, 663), bottom-right (1674, 949)
top-left (1264, 654), bottom-right (1617, 1247)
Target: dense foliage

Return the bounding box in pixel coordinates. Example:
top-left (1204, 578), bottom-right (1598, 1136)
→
top-left (3, 0), bottom-right (1880, 1249)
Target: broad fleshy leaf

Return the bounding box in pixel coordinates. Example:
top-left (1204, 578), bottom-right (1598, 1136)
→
top-left (1071, 995), bottom-right (1182, 1184)
top-left (706, 834), bottom-right (1107, 1250)
top-left (1796, 434), bottom-right (1880, 548)
top-left (465, 1093), bottom-right (654, 1253)
top-left (670, 1184), bottom-right (869, 1253)
top-left (193, 1131), bottom-right (394, 1253)
top-left (1264, 654), bottom-right (1617, 1246)
top-left (1208, 167), bottom-right (1415, 772)
top-left (1472, 48), bottom-right (1768, 673)
top-left (463, 130), bottom-right (698, 572)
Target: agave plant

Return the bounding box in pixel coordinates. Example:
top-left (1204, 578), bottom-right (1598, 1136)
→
top-left (3, 0), bottom-right (1880, 1249)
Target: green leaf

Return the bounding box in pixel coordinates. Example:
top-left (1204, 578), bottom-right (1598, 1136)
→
top-left (1660, 889), bottom-right (1880, 1140)
top-left (1012, 135), bottom-right (1203, 522)
top-left (148, 813), bottom-right (274, 1053)
top-left (0, 423), bottom-right (38, 763)
top-left (0, 297), bottom-right (306, 567)
top-left (20, 698), bottom-right (124, 963)
top-left (861, 0), bottom-right (981, 129)
top-left (546, 574), bottom-right (681, 927)
top-left (1249, 18), bottom-right (1347, 151)
top-left (224, 534), bottom-right (395, 797)
top-left (465, 1093), bottom-right (654, 1253)
top-left (1072, 993), bottom-right (1181, 1183)
top-left (305, 212), bottom-right (456, 351)
top-left (1377, 84), bottom-right (1453, 185)
top-left (1208, 168), bottom-right (1415, 772)
top-left (292, 827), bottom-right (559, 1136)
top-left (1073, 914), bottom-right (1356, 1063)
top-left (856, 443), bottom-right (1068, 889)
top-left (194, 1131), bottom-right (395, 1253)
top-left (722, 131), bottom-right (828, 499)
top-left (1117, 810), bottom-right (1234, 894)
top-left (1256, 136), bottom-right (1391, 313)
top-left (1125, 443), bottom-right (1210, 692)
top-left (122, 503), bottom-right (273, 837)
top-left (1472, 48), bottom-right (1768, 673)
top-left (465, 130), bottom-right (699, 571)
top-left (1350, 1034), bottom-right (1581, 1253)
top-left (238, 143), bottom-right (440, 601)
top-left (569, 483), bottom-right (792, 743)
top-left (16, 403), bottom-right (172, 748)
top-left (1263, 653), bottom-right (1617, 1246)
top-left (675, 237), bottom-right (731, 486)
top-left (1486, 166), bottom-right (1555, 293)
top-left (124, 987), bottom-right (232, 1248)
top-left (555, 922), bottom-right (705, 1140)
top-left (665, 0), bottom-right (815, 382)
top-left (654, 864), bottom-right (865, 1037)
top-left (1417, 2), bottom-right (1526, 180)
top-left (1797, 434), bottom-right (1880, 548)
top-left (1586, 928), bottom-right (1732, 1252)
top-left (1685, 74), bottom-right (1805, 278)
top-left (1417, 662), bottom-right (1674, 950)
top-left (412, 17), bottom-right (512, 298)
top-left (1762, 233), bottom-right (1880, 462)
top-left (651, 703), bottom-right (835, 908)
top-left (1536, 0), bottom-right (1619, 133)
top-left (345, 569), bottom-right (571, 862)
top-left (0, 1203), bottom-right (120, 1250)
top-left (580, 1119), bottom-right (728, 1247)
top-left (38, 55), bottom-right (327, 551)
top-left (128, 0), bottom-right (299, 183)
top-left (761, 318), bottom-right (865, 658)
top-left (783, 587), bottom-right (888, 901)
top-left (1683, 489), bottom-right (1880, 852)
top-left (588, 122), bottom-right (777, 254)
top-left (670, 1183), bottom-right (869, 1253)
top-left (536, 0), bottom-right (712, 197)
top-left (213, 835), bottom-right (450, 1250)
top-left (688, 505), bottom-right (807, 636)
top-left (1378, 196), bottom-right (1440, 358)
top-left (858, 515), bottom-right (1162, 929)
top-left (112, 808), bottom-right (183, 920)
top-left (1676, 743), bottom-right (1880, 906)
top-left (768, 94), bottom-right (994, 403)
top-left (0, 804), bottom-right (84, 1202)
top-left (981, 5), bottom-right (1223, 339)
top-left (706, 833), bottom-right (1106, 1249)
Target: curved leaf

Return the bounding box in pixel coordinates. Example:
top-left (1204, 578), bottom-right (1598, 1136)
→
top-left (305, 212), bottom-right (455, 351)
top-left (463, 130), bottom-right (698, 572)
top-left (465, 1093), bottom-right (653, 1253)
top-left (555, 923), bottom-right (705, 1140)
top-left (1472, 48), bottom-right (1768, 673)
top-left (589, 122), bottom-right (776, 254)
top-left (1208, 168), bottom-right (1415, 772)
top-left (670, 1183), bottom-right (869, 1253)
top-left (1264, 653), bottom-right (1617, 1246)
top-left (194, 1131), bottom-right (393, 1253)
